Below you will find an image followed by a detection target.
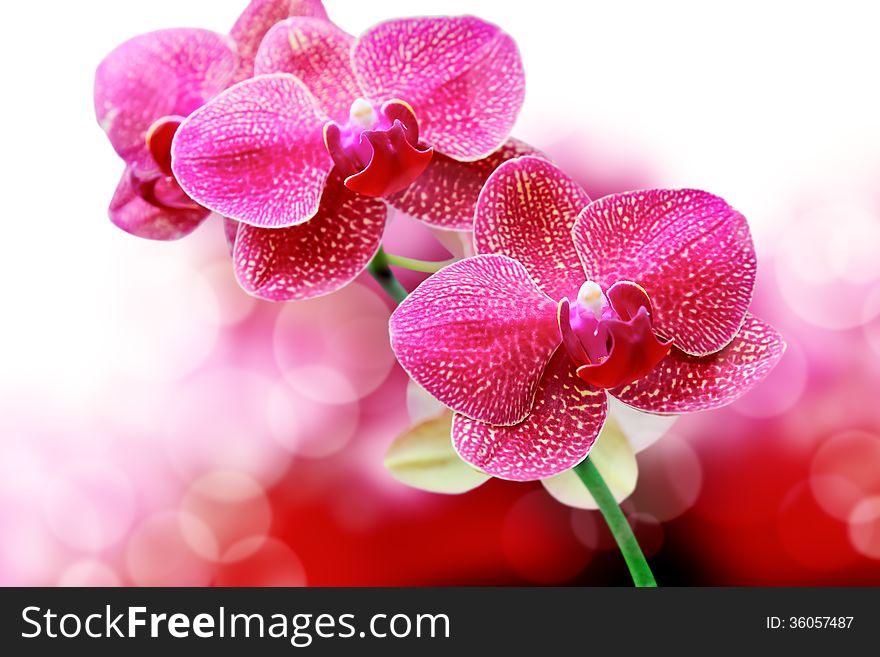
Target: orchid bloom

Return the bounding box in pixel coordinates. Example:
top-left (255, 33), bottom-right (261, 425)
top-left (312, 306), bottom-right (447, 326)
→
top-left (390, 156), bottom-right (786, 481)
top-left (171, 16), bottom-right (534, 301)
top-left (94, 0), bottom-right (329, 240)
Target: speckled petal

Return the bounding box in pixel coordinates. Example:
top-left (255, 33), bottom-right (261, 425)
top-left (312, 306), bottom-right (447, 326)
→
top-left (109, 169), bottom-right (209, 241)
top-left (540, 414), bottom-right (638, 509)
top-left (390, 255), bottom-right (560, 425)
top-left (612, 314), bottom-right (786, 414)
top-left (255, 17), bottom-right (358, 123)
top-left (572, 189), bottom-right (756, 356)
top-left (95, 28), bottom-right (237, 167)
top-left (352, 16), bottom-right (524, 161)
top-left (230, 0), bottom-right (329, 83)
top-left (476, 157), bottom-right (590, 300)
top-left (452, 349), bottom-right (607, 481)
top-left (233, 173), bottom-right (387, 300)
top-left (171, 73), bottom-right (332, 228)
top-left (386, 139), bottom-right (542, 230)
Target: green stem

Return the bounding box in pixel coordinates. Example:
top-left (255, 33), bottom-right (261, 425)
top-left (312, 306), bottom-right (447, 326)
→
top-left (573, 457), bottom-right (657, 587)
top-left (384, 252), bottom-right (456, 274)
top-left (367, 246), bottom-right (410, 305)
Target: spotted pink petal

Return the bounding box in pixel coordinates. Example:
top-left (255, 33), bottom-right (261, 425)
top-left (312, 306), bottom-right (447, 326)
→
top-left (572, 189), bottom-right (756, 356)
top-left (475, 156), bottom-right (590, 300)
top-left (612, 314), bottom-right (785, 414)
top-left (390, 255), bottom-right (561, 425)
top-left (255, 18), bottom-right (359, 123)
top-left (108, 169), bottom-right (209, 241)
top-left (230, 0), bottom-right (329, 83)
top-left (95, 28), bottom-right (237, 167)
top-left (233, 173), bottom-right (387, 301)
top-left (352, 16), bottom-right (524, 161)
top-left (171, 73), bottom-right (332, 228)
top-left (386, 139), bottom-right (543, 230)
top-left (452, 349), bottom-right (607, 481)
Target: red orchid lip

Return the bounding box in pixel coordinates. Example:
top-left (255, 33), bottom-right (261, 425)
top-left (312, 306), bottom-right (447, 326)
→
top-left (146, 116), bottom-right (185, 178)
top-left (323, 99), bottom-right (433, 198)
top-left (558, 281), bottom-right (673, 389)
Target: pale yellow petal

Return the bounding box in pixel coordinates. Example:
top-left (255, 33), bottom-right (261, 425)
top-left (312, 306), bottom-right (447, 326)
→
top-left (385, 411), bottom-right (490, 494)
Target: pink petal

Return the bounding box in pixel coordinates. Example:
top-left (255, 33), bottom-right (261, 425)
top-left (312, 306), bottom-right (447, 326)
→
top-left (352, 16), bottom-right (524, 161)
top-left (386, 138), bottom-right (542, 230)
top-left (109, 170), bottom-right (209, 241)
top-left (572, 189), bottom-right (756, 356)
top-left (171, 73), bottom-right (332, 228)
top-left (223, 218), bottom-right (240, 254)
top-left (230, 0), bottom-right (329, 83)
top-left (389, 255), bottom-right (561, 425)
top-left (612, 314), bottom-right (786, 414)
top-left (95, 29), bottom-right (237, 166)
top-left (255, 18), bottom-right (359, 123)
top-left (233, 173), bottom-right (387, 301)
top-left (452, 349), bottom-right (607, 481)
top-left (475, 156), bottom-right (590, 300)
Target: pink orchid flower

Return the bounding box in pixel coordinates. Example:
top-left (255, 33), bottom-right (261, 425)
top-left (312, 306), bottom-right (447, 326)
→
top-left (390, 156), bottom-right (786, 481)
top-left (170, 16), bottom-right (534, 301)
top-left (94, 0), bottom-right (328, 240)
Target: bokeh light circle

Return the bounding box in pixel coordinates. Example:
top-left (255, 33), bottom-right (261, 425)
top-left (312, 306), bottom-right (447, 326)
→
top-left (848, 497), bottom-right (880, 560)
top-left (629, 435), bottom-right (703, 522)
top-left (273, 283), bottom-right (395, 402)
top-left (42, 461), bottom-right (135, 552)
top-left (810, 429), bottom-right (880, 521)
top-left (266, 378), bottom-right (359, 459)
top-left (58, 559), bottom-right (121, 586)
top-left (776, 203), bottom-right (880, 330)
top-left (126, 512), bottom-right (211, 586)
top-left (213, 538), bottom-right (307, 587)
top-left (179, 471), bottom-right (271, 563)
top-left (163, 367), bottom-right (292, 486)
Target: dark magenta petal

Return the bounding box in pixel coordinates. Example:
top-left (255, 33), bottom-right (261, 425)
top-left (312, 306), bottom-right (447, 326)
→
top-left (612, 314), bottom-right (786, 413)
top-left (95, 28), bottom-right (237, 167)
top-left (389, 255), bottom-right (561, 425)
top-left (233, 173), bottom-right (387, 300)
top-left (476, 156), bottom-right (590, 300)
top-left (575, 308), bottom-right (673, 389)
top-left (146, 116), bottom-right (184, 177)
top-left (324, 100), bottom-right (433, 198)
top-left (352, 16), bottom-right (524, 161)
top-left (109, 169), bottom-right (209, 241)
top-left (254, 17), bottom-right (358, 122)
top-left (572, 189), bottom-right (756, 356)
top-left (452, 349), bottom-right (607, 481)
top-left (343, 122), bottom-right (433, 197)
top-left (386, 138), bottom-right (543, 230)
top-left (230, 0), bottom-right (329, 83)
top-left (606, 280), bottom-right (654, 323)
top-left (557, 299), bottom-right (589, 366)
top-left (171, 74), bottom-right (332, 228)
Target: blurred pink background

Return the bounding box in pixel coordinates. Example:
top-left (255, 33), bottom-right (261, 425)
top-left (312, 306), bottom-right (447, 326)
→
top-left (1, 0), bottom-right (879, 585)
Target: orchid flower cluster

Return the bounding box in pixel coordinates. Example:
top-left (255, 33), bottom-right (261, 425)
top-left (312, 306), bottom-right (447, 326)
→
top-left (96, 0), bottom-right (785, 583)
